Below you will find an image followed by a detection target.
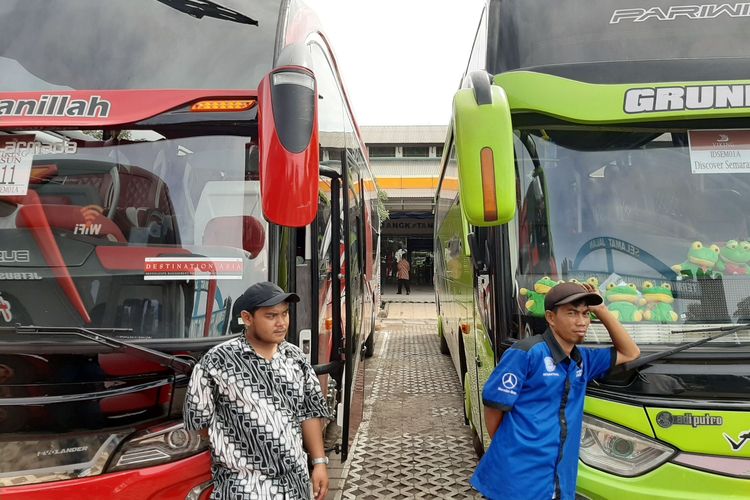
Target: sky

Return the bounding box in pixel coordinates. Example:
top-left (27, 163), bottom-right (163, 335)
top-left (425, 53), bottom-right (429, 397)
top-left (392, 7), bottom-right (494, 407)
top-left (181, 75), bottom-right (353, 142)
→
top-left (310, 0), bottom-right (486, 127)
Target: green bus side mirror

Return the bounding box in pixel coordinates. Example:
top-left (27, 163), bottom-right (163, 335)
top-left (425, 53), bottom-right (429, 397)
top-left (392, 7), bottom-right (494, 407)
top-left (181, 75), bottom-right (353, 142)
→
top-left (453, 71), bottom-right (515, 227)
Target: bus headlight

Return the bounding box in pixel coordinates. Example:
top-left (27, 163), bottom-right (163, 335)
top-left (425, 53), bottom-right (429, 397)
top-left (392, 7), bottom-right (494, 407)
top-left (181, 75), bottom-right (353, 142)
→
top-left (579, 415), bottom-right (674, 477)
top-left (108, 421), bottom-right (209, 472)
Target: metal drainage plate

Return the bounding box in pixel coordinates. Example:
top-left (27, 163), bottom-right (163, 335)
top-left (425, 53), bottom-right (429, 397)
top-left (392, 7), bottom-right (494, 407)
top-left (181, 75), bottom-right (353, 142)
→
top-left (341, 322), bottom-right (482, 499)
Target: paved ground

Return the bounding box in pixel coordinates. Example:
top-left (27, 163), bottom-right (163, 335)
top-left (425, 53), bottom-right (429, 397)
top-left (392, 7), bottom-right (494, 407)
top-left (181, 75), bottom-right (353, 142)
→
top-left (326, 293), bottom-right (482, 499)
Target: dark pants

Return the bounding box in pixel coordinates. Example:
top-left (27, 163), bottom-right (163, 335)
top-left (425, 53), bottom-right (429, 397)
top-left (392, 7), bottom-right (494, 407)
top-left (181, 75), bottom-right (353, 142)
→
top-left (397, 279), bottom-right (410, 294)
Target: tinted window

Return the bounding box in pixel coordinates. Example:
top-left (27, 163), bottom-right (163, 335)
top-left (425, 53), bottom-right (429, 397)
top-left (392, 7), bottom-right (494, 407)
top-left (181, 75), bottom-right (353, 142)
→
top-left (489, 0), bottom-right (750, 73)
top-left (369, 146), bottom-right (396, 158)
top-left (403, 146), bottom-right (429, 158)
top-left (0, 0), bottom-right (281, 91)
top-left (310, 41), bottom-right (345, 168)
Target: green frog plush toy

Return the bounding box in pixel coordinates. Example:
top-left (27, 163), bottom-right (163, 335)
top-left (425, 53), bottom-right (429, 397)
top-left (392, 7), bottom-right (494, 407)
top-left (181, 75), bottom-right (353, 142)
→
top-left (520, 276), bottom-right (559, 317)
top-left (715, 240), bottom-right (750, 275)
top-left (586, 277), bottom-right (600, 289)
top-left (605, 282), bottom-right (644, 322)
top-left (642, 281), bottom-right (679, 323)
top-left (672, 241), bottom-right (721, 279)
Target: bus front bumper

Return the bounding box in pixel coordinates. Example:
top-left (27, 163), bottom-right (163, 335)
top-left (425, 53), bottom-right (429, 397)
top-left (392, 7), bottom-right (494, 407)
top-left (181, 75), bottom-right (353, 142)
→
top-left (0, 451), bottom-right (212, 499)
top-left (577, 461), bottom-right (748, 499)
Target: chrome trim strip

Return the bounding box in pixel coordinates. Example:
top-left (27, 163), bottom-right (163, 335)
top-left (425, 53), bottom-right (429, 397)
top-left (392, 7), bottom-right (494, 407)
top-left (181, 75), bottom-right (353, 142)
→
top-left (186, 480), bottom-right (213, 500)
top-left (673, 452), bottom-right (750, 479)
top-left (1, 379), bottom-right (169, 405)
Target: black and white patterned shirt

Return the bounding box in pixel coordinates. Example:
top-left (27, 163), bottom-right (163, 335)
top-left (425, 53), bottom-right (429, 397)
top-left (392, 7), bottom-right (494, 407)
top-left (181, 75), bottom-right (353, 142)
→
top-left (184, 336), bottom-right (329, 499)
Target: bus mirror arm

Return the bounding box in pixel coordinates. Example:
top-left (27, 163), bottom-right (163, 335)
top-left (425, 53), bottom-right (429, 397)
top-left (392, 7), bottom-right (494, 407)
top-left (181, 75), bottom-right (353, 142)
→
top-left (468, 232), bottom-right (489, 275)
top-left (313, 360), bottom-right (344, 377)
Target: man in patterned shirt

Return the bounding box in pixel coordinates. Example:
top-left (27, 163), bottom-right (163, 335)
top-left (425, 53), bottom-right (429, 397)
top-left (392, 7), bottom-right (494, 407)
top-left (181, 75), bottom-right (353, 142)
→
top-left (184, 281), bottom-right (331, 499)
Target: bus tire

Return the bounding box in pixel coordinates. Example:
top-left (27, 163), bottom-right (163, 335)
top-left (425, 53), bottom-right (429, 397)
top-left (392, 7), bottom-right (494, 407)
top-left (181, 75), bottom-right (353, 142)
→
top-left (471, 425), bottom-right (485, 459)
top-left (439, 332), bottom-right (450, 355)
top-left (463, 372), bottom-right (472, 426)
top-left (364, 330), bottom-right (375, 358)
top-left (437, 316), bottom-right (450, 355)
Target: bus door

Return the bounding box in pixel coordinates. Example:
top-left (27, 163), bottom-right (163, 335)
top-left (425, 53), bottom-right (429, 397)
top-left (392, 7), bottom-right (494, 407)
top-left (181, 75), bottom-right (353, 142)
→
top-left (340, 149), bottom-right (366, 463)
top-left (311, 165), bottom-right (355, 460)
top-left (466, 225), bottom-right (493, 448)
top-left (474, 225), bottom-right (516, 447)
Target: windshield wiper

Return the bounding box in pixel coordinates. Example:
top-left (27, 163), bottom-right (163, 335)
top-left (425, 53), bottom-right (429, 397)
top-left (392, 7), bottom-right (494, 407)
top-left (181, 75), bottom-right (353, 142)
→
top-left (13, 325), bottom-right (195, 375)
top-left (156, 0), bottom-right (258, 26)
top-left (617, 323), bottom-right (750, 372)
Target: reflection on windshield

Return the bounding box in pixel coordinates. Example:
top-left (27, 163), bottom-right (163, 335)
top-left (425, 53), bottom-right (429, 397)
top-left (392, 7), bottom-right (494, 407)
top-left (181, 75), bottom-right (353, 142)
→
top-left (0, 131), bottom-right (267, 340)
top-left (515, 128), bottom-right (750, 345)
top-left (0, 0), bottom-right (280, 91)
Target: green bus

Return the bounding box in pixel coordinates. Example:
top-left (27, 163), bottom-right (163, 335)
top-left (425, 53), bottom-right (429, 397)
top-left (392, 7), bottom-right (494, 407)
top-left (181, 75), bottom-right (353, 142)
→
top-left (434, 1), bottom-right (750, 497)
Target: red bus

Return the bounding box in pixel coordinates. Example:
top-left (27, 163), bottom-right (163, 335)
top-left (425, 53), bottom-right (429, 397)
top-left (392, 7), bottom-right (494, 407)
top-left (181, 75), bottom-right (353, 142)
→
top-left (0, 1), bottom-right (380, 498)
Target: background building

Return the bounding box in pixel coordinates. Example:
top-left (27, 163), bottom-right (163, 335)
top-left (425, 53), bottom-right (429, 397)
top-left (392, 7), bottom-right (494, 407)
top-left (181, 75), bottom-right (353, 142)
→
top-left (362, 125), bottom-right (446, 290)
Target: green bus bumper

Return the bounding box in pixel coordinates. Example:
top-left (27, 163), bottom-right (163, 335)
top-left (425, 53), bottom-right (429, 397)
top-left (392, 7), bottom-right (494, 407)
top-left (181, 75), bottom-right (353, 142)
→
top-left (577, 461), bottom-right (749, 499)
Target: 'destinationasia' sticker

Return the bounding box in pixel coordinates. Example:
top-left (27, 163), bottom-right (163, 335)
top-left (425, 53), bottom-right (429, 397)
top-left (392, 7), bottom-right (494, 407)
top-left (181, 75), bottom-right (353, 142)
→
top-left (144, 257), bottom-right (243, 280)
top-left (688, 130), bottom-right (750, 174)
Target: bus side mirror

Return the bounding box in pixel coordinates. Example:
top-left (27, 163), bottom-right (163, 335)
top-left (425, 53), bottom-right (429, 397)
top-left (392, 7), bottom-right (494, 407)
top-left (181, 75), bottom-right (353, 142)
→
top-left (453, 71), bottom-right (516, 227)
top-left (258, 67), bottom-right (320, 227)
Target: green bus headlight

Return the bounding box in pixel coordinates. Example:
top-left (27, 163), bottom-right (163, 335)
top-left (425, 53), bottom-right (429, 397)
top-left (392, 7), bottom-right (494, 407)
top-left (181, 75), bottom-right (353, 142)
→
top-left (579, 414), bottom-right (675, 477)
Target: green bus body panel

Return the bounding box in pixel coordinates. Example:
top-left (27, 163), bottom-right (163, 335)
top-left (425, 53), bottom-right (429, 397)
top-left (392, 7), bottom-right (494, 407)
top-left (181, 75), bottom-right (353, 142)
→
top-left (494, 71), bottom-right (750, 124)
top-left (435, 192), bottom-right (476, 419)
top-left (584, 397), bottom-right (654, 437)
top-left (646, 407), bottom-right (750, 457)
top-left (461, 209), bottom-right (471, 258)
top-left (452, 86), bottom-right (516, 227)
top-left (475, 321), bottom-right (495, 448)
top-left (578, 461), bottom-right (750, 499)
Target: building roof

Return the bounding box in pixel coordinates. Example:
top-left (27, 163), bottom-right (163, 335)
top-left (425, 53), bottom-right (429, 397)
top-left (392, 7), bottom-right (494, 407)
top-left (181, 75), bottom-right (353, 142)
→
top-left (361, 125), bottom-right (448, 145)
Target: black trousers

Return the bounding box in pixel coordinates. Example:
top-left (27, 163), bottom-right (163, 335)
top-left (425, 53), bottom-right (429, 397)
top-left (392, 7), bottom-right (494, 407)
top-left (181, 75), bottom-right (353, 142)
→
top-left (397, 279), bottom-right (410, 294)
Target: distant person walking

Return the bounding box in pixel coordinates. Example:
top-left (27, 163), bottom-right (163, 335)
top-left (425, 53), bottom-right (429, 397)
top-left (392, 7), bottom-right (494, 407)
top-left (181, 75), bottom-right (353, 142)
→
top-left (394, 246), bottom-right (405, 263)
top-left (396, 253), bottom-right (411, 295)
top-left (471, 282), bottom-right (640, 500)
top-left (184, 282), bottom-right (331, 500)
top-left (392, 247), bottom-right (405, 280)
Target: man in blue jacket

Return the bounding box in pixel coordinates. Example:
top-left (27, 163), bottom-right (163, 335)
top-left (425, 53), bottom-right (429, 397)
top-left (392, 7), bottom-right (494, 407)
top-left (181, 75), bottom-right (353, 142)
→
top-left (471, 282), bottom-right (640, 499)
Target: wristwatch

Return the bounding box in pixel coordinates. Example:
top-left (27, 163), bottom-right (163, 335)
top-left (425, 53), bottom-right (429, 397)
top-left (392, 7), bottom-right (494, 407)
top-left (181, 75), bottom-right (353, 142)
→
top-left (311, 457), bottom-right (329, 466)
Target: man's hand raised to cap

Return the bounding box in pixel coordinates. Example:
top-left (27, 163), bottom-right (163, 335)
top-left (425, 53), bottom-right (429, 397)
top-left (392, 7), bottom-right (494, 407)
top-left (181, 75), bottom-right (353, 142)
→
top-left (581, 282), bottom-right (641, 364)
top-left (581, 283), bottom-right (608, 318)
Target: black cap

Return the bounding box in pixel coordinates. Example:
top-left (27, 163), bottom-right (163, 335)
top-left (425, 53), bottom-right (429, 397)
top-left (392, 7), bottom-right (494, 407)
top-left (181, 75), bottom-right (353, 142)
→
top-left (544, 282), bottom-right (603, 311)
top-left (232, 281), bottom-right (300, 317)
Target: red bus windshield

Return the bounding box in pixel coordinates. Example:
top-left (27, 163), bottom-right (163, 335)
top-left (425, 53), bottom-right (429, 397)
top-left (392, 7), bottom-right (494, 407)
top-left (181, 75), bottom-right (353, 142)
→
top-left (0, 0), bottom-right (281, 91)
top-left (0, 130), bottom-right (267, 339)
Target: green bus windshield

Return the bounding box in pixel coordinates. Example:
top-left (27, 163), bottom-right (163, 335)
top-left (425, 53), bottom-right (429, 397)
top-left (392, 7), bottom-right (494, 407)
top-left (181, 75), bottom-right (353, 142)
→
top-left (516, 127), bottom-right (750, 345)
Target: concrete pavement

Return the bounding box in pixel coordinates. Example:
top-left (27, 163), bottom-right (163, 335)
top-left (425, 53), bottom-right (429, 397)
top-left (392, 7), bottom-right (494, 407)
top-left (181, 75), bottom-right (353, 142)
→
top-left (325, 289), bottom-right (481, 499)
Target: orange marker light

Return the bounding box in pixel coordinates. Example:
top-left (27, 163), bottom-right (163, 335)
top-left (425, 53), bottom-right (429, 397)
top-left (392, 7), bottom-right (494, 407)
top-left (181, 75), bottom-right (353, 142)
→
top-left (325, 317), bottom-right (333, 332)
top-left (480, 147), bottom-right (498, 222)
top-left (190, 100), bottom-right (256, 112)
top-left (460, 322), bottom-right (471, 335)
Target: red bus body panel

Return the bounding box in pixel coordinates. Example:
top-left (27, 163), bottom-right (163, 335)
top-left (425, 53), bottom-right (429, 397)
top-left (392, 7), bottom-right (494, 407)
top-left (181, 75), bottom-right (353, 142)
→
top-left (0, 90), bottom-right (256, 127)
top-left (0, 452), bottom-right (212, 500)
